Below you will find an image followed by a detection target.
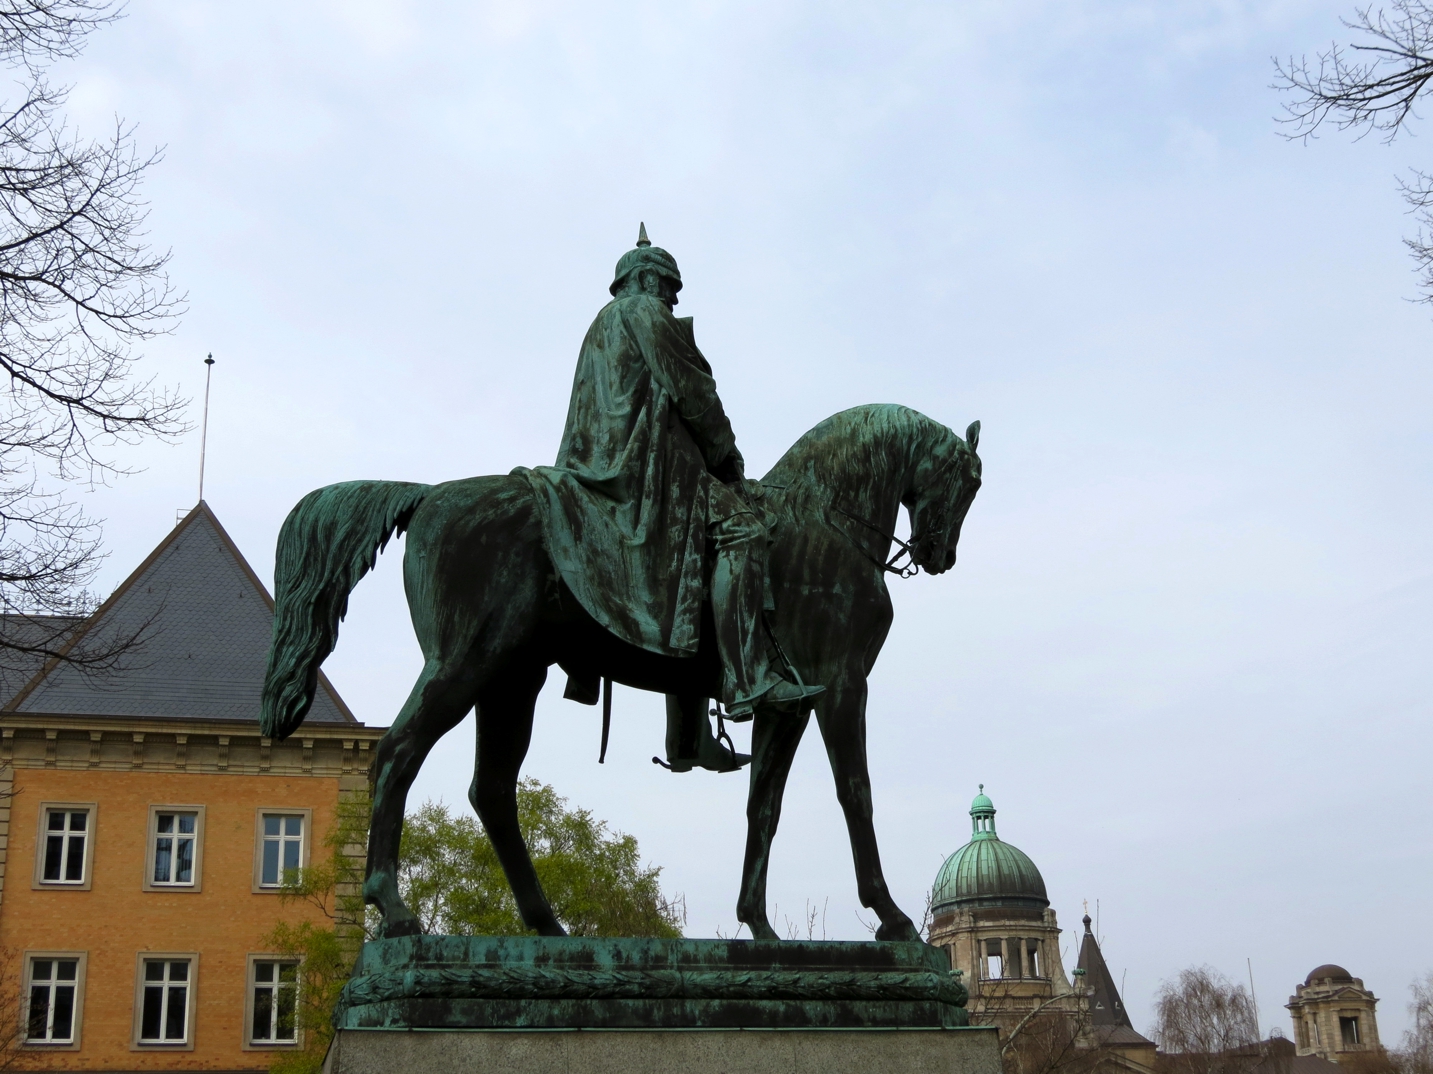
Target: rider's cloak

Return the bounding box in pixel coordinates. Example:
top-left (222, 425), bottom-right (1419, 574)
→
top-left (519, 292), bottom-right (741, 657)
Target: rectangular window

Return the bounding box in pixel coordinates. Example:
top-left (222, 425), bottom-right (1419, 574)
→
top-left (1341, 1017), bottom-right (1360, 1047)
top-left (1025, 940), bottom-right (1040, 978)
top-left (259, 814), bottom-right (304, 887)
top-left (26, 958), bottom-right (78, 1044)
top-left (250, 960), bottom-right (299, 1045)
top-left (42, 810), bottom-right (88, 884)
top-left (139, 959), bottom-right (191, 1044)
top-left (1313, 1020), bottom-right (1322, 1045)
top-left (153, 813), bottom-right (196, 884)
top-left (144, 806), bottom-right (206, 891)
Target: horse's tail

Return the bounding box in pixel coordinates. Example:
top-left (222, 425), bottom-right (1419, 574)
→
top-left (261, 480), bottom-right (432, 740)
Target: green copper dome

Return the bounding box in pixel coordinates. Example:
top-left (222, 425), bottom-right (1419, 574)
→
top-left (931, 787), bottom-right (1049, 913)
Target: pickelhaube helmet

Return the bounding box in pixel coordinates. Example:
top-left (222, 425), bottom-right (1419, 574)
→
top-left (610, 222), bottom-right (683, 297)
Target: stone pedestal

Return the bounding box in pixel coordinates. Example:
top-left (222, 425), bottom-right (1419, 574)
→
top-left (337, 936), bottom-right (970, 1030)
top-left (326, 935), bottom-right (988, 1072)
top-left (323, 1026), bottom-right (1001, 1074)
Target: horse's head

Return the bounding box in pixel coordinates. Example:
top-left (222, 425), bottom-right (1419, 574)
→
top-left (905, 420), bottom-right (982, 575)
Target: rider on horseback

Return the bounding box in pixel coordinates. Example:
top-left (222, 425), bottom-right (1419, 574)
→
top-left (527, 225), bottom-right (824, 767)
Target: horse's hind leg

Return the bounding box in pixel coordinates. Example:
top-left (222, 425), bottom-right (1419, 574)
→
top-left (736, 707), bottom-right (810, 941)
top-left (468, 661), bottom-right (564, 936)
top-left (816, 678), bottom-right (920, 943)
top-left (365, 658), bottom-right (478, 937)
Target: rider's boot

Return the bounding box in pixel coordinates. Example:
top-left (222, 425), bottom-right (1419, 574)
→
top-left (662, 695), bottom-right (750, 773)
top-left (709, 510), bottom-right (825, 724)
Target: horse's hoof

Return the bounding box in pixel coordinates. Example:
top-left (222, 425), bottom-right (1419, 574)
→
top-left (744, 919), bottom-right (780, 941)
top-left (377, 915), bottom-right (423, 939)
top-left (875, 919), bottom-right (921, 943)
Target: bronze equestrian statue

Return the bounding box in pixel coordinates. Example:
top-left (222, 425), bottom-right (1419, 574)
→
top-left (261, 227), bottom-right (983, 944)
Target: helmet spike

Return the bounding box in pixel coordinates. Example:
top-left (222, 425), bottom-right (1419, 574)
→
top-left (636, 222), bottom-right (650, 248)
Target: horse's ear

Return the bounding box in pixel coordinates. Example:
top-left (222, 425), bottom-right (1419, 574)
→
top-left (965, 420), bottom-right (981, 451)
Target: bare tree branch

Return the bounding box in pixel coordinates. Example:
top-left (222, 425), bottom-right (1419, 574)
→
top-left (1275, 2), bottom-right (1433, 303)
top-left (0, 1), bottom-right (117, 72)
top-left (1275, 2), bottom-right (1433, 142)
top-left (0, 0), bottom-right (187, 688)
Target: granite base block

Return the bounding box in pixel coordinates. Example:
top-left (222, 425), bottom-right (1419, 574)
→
top-left (323, 1026), bottom-right (1002, 1074)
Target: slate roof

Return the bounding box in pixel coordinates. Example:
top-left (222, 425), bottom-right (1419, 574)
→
top-left (0, 614), bottom-right (84, 707)
top-left (1077, 913), bottom-right (1152, 1045)
top-left (3, 502), bottom-right (356, 724)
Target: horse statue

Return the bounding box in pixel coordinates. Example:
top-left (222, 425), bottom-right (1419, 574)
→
top-left (260, 402), bottom-right (982, 943)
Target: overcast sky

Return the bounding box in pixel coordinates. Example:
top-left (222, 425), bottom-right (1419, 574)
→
top-left (47, 0), bottom-right (1433, 1043)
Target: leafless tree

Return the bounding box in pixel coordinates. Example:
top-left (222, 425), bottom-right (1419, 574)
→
top-left (964, 973), bottom-right (1112, 1074)
top-left (1274, 2), bottom-right (1433, 300)
top-left (0, 0), bottom-right (185, 688)
top-left (1153, 966), bottom-right (1261, 1074)
top-left (1387, 973), bottom-right (1433, 1074)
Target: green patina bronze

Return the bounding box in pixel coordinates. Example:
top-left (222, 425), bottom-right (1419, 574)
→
top-left (258, 226), bottom-right (984, 1028)
top-left (932, 787), bottom-right (1049, 915)
top-left (336, 936), bottom-right (968, 1029)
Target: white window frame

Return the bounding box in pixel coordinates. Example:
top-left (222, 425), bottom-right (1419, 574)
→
top-left (32, 803), bottom-right (96, 891)
top-left (243, 954), bottom-right (302, 1050)
top-left (22, 951), bottom-right (86, 1050)
top-left (142, 805), bottom-right (206, 892)
top-left (252, 809), bottom-right (312, 892)
top-left (131, 953), bottom-right (198, 1050)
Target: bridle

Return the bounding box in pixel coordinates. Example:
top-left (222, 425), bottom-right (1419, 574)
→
top-left (831, 505), bottom-right (921, 578)
top-left (829, 451), bottom-right (967, 581)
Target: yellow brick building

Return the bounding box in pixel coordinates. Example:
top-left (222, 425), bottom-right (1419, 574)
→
top-left (0, 503), bottom-right (383, 1070)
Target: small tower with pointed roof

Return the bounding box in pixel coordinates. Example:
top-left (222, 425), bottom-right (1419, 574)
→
top-left (1076, 913), bottom-right (1157, 1074)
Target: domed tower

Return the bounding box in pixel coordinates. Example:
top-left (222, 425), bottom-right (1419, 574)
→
top-left (1286, 965), bottom-right (1381, 1063)
top-left (929, 788), bottom-right (1078, 1025)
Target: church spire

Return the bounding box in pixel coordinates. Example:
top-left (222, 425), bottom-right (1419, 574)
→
top-left (1077, 912), bottom-right (1132, 1027)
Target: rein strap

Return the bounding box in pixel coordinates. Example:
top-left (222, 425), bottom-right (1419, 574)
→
top-left (831, 506), bottom-right (921, 579)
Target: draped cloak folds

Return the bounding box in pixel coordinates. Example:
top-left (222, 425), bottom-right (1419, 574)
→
top-left (517, 292), bottom-right (741, 658)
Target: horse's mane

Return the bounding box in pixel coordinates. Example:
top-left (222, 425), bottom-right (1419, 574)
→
top-left (760, 404), bottom-right (954, 499)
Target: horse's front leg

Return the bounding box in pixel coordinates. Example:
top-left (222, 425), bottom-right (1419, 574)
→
top-left (365, 658), bottom-right (477, 937)
top-left (736, 707), bottom-right (810, 940)
top-left (815, 677), bottom-right (920, 943)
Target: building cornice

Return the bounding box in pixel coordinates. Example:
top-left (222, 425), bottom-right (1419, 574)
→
top-left (1, 710), bottom-right (381, 737)
top-left (0, 710), bottom-right (385, 779)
